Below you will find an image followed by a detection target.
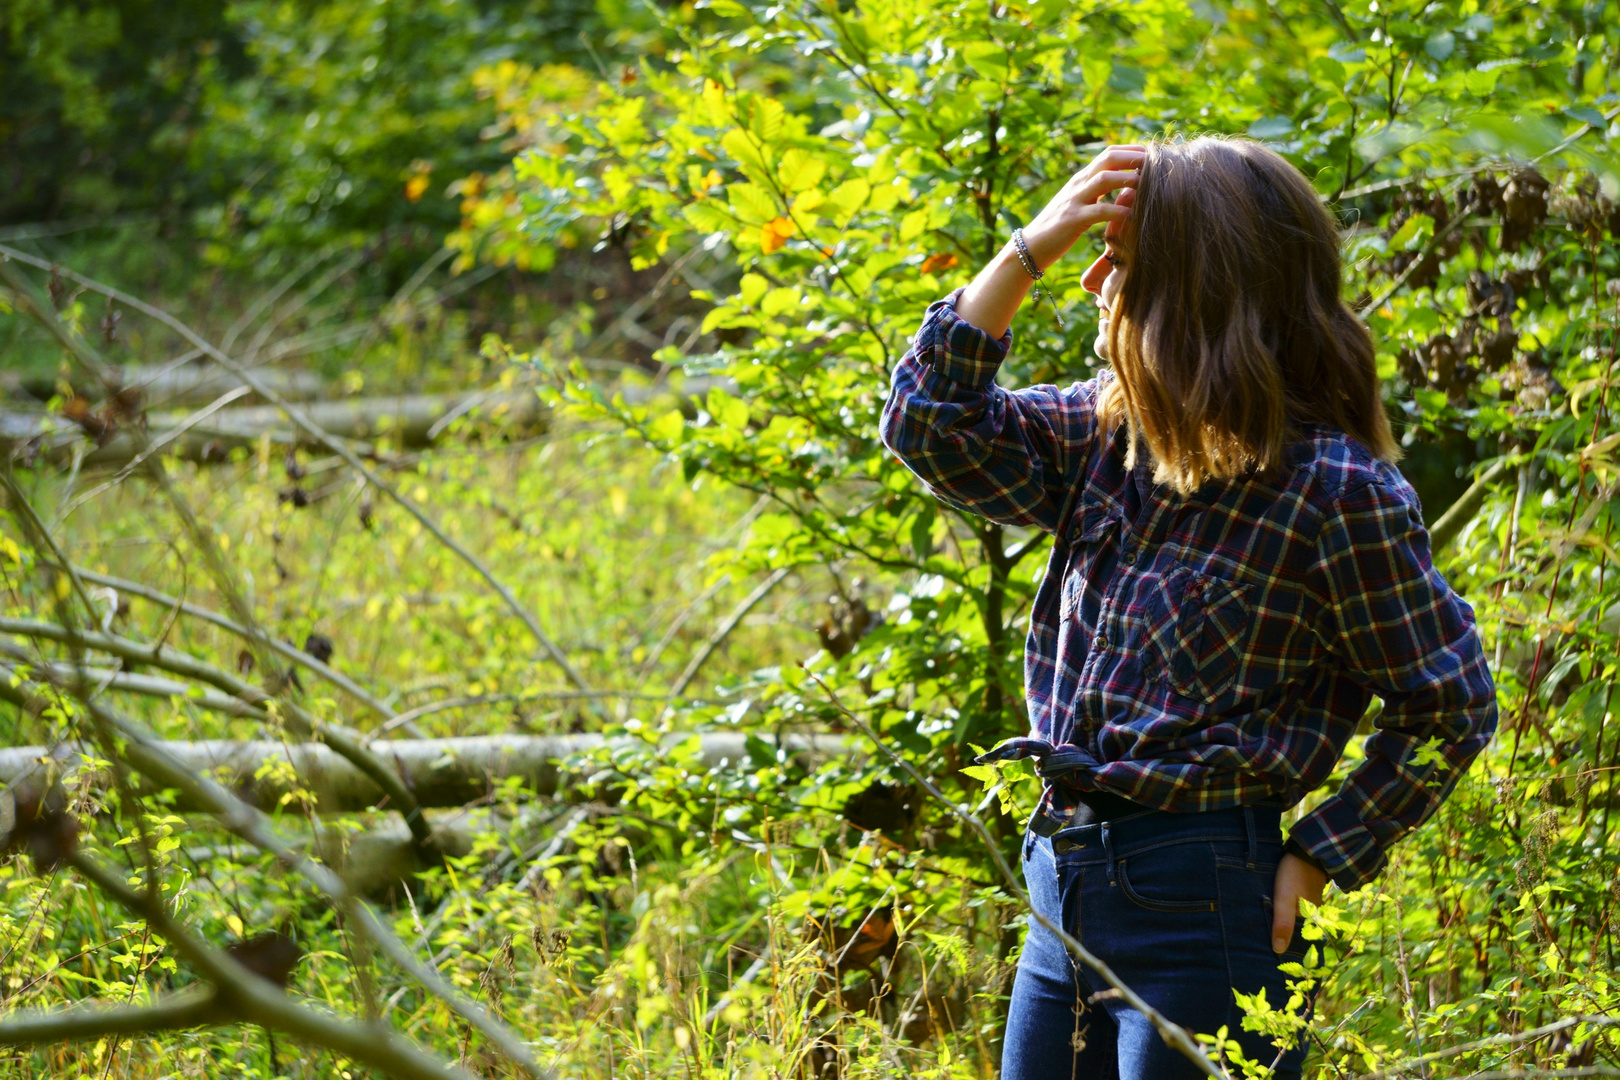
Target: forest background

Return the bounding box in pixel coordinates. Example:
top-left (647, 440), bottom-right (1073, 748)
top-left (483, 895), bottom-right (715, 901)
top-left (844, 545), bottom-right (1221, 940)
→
top-left (2, 0), bottom-right (1619, 1077)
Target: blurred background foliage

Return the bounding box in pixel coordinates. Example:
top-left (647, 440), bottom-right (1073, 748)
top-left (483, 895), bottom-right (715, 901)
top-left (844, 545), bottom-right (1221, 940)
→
top-left (4, 0), bottom-right (1620, 1077)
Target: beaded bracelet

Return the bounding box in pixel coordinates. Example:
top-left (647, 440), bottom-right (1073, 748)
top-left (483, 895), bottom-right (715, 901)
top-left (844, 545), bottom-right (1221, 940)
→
top-left (1010, 227), bottom-right (1063, 328)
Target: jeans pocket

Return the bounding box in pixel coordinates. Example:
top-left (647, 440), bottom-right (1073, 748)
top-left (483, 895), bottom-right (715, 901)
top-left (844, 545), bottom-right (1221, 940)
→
top-left (1117, 843), bottom-right (1220, 913)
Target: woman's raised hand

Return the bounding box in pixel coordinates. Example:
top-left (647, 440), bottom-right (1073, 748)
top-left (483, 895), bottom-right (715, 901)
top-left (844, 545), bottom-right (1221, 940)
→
top-left (951, 145), bottom-right (1142, 339)
top-left (1018, 145), bottom-right (1144, 271)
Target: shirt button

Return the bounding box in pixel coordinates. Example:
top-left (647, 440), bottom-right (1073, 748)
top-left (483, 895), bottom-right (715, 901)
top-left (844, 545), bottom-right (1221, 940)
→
top-left (1121, 549), bottom-right (1135, 565)
top-left (1093, 633), bottom-right (1109, 651)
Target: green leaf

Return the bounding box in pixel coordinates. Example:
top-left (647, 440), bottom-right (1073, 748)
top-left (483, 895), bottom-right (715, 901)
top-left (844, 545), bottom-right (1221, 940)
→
top-left (647, 409), bottom-right (685, 443)
top-left (727, 182), bottom-right (778, 225)
top-left (824, 178), bottom-right (870, 226)
top-left (721, 128), bottom-right (769, 179)
top-left (778, 148), bottom-right (827, 193)
top-left (744, 95), bottom-right (785, 143)
top-left (683, 201), bottom-right (734, 234)
top-left (708, 388), bottom-right (750, 431)
top-left (899, 208), bottom-right (928, 243)
top-left (738, 272), bottom-right (768, 308)
top-left (1248, 115), bottom-right (1294, 139)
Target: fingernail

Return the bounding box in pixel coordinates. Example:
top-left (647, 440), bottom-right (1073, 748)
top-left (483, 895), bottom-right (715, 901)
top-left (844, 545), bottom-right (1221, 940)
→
top-left (1272, 936), bottom-right (1286, 954)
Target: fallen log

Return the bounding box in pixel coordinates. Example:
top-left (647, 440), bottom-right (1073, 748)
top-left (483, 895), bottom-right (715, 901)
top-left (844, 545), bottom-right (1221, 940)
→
top-left (0, 732), bottom-right (853, 814)
top-left (2, 377), bottom-right (730, 468)
top-left (1, 390), bottom-right (548, 468)
top-left (11, 365), bottom-right (329, 409)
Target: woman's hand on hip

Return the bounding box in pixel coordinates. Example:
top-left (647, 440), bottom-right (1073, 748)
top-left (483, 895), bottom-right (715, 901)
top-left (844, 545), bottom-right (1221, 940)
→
top-left (1271, 853), bottom-right (1328, 954)
top-left (1018, 145), bottom-right (1145, 271)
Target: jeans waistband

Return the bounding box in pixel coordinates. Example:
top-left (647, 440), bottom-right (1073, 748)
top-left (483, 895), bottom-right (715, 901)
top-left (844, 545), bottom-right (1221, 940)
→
top-left (1031, 802), bottom-right (1284, 860)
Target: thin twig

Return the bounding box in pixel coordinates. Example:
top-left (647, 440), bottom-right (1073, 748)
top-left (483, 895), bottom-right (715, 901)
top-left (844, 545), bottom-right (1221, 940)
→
top-left (663, 566), bottom-right (793, 710)
top-left (49, 564), bottom-right (419, 735)
top-left (1348, 1015), bottom-right (1620, 1080)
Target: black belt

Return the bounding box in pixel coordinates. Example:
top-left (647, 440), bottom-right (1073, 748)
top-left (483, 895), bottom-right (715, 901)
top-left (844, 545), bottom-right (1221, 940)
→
top-left (1028, 788), bottom-right (1157, 836)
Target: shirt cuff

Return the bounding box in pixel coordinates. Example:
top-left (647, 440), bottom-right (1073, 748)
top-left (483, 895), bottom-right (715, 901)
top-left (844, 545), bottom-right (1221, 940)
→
top-left (915, 287), bottom-right (1012, 390)
top-left (1287, 797), bottom-right (1387, 892)
top-left (1283, 835), bottom-right (1330, 877)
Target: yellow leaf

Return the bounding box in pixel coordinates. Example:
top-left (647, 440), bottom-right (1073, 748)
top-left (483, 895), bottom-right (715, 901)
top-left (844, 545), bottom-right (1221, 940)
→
top-left (404, 174), bottom-right (431, 203)
top-left (760, 216), bottom-right (796, 254)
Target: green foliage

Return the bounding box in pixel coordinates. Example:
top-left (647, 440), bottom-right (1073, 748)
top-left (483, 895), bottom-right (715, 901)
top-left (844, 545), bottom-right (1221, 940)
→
top-left (461, 0), bottom-right (1620, 1072)
top-left (6, 0), bottom-right (1620, 1075)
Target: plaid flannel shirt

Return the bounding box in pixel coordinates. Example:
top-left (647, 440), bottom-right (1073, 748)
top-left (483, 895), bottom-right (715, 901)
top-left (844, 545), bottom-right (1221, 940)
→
top-left (879, 290), bottom-right (1497, 891)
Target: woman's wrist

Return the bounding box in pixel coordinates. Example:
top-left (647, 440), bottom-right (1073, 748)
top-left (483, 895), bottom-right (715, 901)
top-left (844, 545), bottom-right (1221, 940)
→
top-left (951, 239), bottom-right (1037, 340)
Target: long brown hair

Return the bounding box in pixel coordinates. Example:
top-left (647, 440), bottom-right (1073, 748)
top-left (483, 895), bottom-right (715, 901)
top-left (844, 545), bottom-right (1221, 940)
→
top-left (1097, 135), bottom-right (1399, 494)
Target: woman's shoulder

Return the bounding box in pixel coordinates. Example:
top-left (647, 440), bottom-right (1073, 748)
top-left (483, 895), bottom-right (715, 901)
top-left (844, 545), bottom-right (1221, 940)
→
top-left (1290, 423), bottom-right (1420, 515)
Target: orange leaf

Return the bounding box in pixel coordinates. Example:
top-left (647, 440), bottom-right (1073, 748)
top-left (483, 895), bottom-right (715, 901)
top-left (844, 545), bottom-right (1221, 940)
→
top-left (920, 252), bottom-right (959, 274)
top-left (760, 216), bottom-right (797, 254)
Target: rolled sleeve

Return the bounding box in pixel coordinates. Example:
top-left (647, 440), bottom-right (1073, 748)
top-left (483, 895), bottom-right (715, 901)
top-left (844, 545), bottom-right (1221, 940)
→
top-left (1292, 475), bottom-right (1498, 891)
top-left (878, 289), bottom-right (1103, 533)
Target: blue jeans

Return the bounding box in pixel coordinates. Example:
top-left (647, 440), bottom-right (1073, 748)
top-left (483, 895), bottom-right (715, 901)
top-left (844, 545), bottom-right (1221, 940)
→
top-left (1001, 804), bottom-right (1311, 1080)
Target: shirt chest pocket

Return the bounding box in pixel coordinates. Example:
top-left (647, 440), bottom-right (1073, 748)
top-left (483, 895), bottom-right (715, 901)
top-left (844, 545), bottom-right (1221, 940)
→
top-left (1059, 504), bottom-right (1122, 621)
top-left (1142, 564), bottom-right (1254, 703)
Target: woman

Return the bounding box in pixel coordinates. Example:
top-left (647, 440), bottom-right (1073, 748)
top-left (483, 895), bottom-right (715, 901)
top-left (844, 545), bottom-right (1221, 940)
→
top-left (879, 136), bottom-right (1497, 1078)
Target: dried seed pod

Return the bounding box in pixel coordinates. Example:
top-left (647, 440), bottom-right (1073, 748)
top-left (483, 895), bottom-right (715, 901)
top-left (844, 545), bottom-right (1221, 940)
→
top-left (1478, 326), bottom-right (1519, 371)
top-left (1501, 168), bottom-right (1549, 251)
top-left (1467, 271), bottom-right (1514, 318)
top-left (1464, 172), bottom-right (1505, 216)
top-left (226, 932), bottom-right (303, 988)
top-left (0, 780), bottom-right (80, 874)
top-left (843, 781), bottom-right (916, 835)
top-left (1422, 333), bottom-right (1463, 389)
top-left (1397, 346), bottom-right (1425, 386)
top-left (1503, 268), bottom-right (1538, 297)
top-left (278, 486), bottom-right (310, 508)
top-left (1549, 172), bottom-right (1601, 234)
top-left (302, 633), bottom-right (334, 664)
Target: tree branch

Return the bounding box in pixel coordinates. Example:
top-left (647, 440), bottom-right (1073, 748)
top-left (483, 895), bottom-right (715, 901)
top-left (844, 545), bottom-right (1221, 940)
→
top-left (65, 851), bottom-right (474, 1080)
top-left (0, 989), bottom-right (227, 1046)
top-left (51, 563), bottom-right (422, 735)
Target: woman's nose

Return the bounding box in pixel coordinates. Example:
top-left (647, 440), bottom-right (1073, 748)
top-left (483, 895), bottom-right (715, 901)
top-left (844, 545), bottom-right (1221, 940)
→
top-left (1081, 256), bottom-right (1110, 297)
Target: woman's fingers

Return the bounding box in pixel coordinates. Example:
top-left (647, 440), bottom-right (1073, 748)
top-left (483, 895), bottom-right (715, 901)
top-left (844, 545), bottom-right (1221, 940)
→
top-left (1271, 884), bottom-right (1299, 955)
top-left (1078, 147), bottom-right (1146, 182)
top-left (1077, 169), bottom-right (1140, 204)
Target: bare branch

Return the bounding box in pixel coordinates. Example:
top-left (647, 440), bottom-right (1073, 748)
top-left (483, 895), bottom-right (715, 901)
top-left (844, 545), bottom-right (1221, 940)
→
top-left (664, 566), bottom-right (793, 708)
top-left (52, 563), bottom-right (421, 735)
top-left (65, 851), bottom-right (474, 1080)
top-left (1348, 1015), bottom-right (1620, 1080)
top-left (0, 257), bottom-right (441, 854)
top-left (0, 989), bottom-right (226, 1046)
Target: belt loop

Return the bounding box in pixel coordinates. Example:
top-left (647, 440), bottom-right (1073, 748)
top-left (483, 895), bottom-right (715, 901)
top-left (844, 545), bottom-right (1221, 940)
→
top-left (1102, 821), bottom-right (1117, 887)
top-left (1244, 806), bottom-right (1257, 869)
